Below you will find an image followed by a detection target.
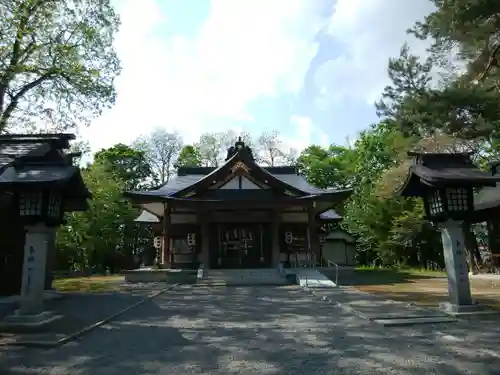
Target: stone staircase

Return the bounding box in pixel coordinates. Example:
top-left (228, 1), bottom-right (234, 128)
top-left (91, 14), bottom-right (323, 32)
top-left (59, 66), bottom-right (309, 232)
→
top-left (197, 268), bottom-right (289, 286)
top-left (295, 269), bottom-right (337, 288)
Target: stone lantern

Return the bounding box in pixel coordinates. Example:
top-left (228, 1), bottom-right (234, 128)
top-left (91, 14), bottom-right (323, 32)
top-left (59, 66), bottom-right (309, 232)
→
top-left (16, 189), bottom-right (64, 316)
top-left (0, 133), bottom-right (91, 330)
top-left (398, 152), bottom-right (500, 313)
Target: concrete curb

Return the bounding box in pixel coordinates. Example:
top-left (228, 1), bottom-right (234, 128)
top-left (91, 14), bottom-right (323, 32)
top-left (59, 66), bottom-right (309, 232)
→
top-left (306, 288), bottom-right (371, 320)
top-left (194, 282), bottom-right (290, 287)
top-left (3, 283), bottom-right (180, 348)
top-left (304, 287), bottom-right (457, 326)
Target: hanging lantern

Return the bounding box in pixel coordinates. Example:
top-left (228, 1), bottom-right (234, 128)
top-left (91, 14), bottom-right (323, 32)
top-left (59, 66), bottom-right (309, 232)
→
top-left (319, 234), bottom-right (326, 245)
top-left (153, 236), bottom-right (163, 249)
top-left (187, 233), bottom-right (196, 246)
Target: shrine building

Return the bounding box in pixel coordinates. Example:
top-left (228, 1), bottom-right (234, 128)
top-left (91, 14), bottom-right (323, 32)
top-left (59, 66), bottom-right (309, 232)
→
top-left (125, 138), bottom-right (351, 269)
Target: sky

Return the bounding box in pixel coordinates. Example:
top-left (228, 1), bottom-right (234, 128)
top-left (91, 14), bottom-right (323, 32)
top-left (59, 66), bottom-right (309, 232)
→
top-left (81, 0), bottom-right (436, 154)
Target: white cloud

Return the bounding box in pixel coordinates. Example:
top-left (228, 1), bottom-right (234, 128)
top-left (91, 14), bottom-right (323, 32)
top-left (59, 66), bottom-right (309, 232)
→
top-left (315, 0), bottom-right (436, 106)
top-left (82, 0), bottom-right (328, 152)
top-left (282, 115), bottom-right (330, 151)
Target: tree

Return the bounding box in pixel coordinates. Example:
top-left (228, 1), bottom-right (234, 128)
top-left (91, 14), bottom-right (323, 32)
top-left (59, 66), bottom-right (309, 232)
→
top-left (410, 0), bottom-right (500, 85)
top-left (375, 44), bottom-right (434, 137)
top-left (256, 130), bottom-right (297, 166)
top-left (350, 121), bottom-right (414, 185)
top-left (94, 143), bottom-right (152, 191)
top-left (174, 145), bottom-right (202, 169)
top-left (67, 138), bottom-right (91, 167)
top-left (0, 0), bottom-right (121, 132)
top-left (256, 130), bottom-right (285, 166)
top-left (376, 44), bottom-right (500, 141)
top-left (195, 130), bottom-right (253, 167)
top-left (134, 129), bottom-right (182, 185)
top-left (339, 122), bottom-right (443, 268)
top-left (56, 162), bottom-right (139, 272)
top-left (297, 144), bottom-right (355, 189)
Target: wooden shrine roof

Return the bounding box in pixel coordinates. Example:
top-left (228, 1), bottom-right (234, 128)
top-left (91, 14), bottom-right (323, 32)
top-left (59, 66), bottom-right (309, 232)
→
top-left (134, 208), bottom-right (341, 223)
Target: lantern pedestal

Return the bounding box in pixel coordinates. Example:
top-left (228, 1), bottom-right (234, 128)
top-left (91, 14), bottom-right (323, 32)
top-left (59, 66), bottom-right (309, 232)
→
top-left (2, 224), bottom-right (62, 331)
top-left (439, 220), bottom-right (482, 314)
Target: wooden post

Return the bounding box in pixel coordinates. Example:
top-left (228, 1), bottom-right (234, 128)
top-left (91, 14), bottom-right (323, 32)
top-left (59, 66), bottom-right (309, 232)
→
top-left (198, 207), bottom-right (210, 268)
top-left (308, 205), bottom-right (320, 265)
top-left (271, 209), bottom-right (280, 267)
top-left (162, 203), bottom-right (171, 268)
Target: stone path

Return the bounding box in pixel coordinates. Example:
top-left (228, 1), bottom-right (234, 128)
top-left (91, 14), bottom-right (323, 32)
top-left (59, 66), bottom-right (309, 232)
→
top-left (306, 286), bottom-right (457, 325)
top-left (2, 285), bottom-right (500, 374)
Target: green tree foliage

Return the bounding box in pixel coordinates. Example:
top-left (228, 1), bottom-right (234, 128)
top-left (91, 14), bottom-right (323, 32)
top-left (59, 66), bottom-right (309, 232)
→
top-left (57, 162), bottom-right (140, 272)
top-left (410, 0), bottom-right (500, 83)
top-left (297, 145), bottom-right (355, 189)
top-left (0, 0), bottom-right (121, 131)
top-left (376, 45), bottom-right (500, 140)
top-left (94, 143), bottom-right (152, 191)
top-left (174, 145), bottom-right (202, 169)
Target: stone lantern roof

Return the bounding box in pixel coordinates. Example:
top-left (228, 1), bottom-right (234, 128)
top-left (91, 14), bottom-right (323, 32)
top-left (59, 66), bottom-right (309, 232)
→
top-left (0, 133), bottom-right (90, 211)
top-left (399, 152), bottom-right (500, 197)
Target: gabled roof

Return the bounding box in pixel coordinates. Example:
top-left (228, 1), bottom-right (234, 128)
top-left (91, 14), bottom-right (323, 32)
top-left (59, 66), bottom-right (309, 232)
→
top-left (125, 139), bottom-right (351, 202)
top-left (135, 210), bottom-right (160, 223)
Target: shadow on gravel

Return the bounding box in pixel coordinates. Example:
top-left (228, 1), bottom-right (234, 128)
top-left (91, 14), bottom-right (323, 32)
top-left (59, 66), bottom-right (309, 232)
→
top-left (2, 285), bottom-right (500, 375)
top-left (0, 283), bottom-right (166, 345)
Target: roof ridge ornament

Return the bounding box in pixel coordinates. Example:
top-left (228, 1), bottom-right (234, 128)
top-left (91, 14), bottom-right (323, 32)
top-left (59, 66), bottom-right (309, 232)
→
top-left (225, 137), bottom-right (254, 161)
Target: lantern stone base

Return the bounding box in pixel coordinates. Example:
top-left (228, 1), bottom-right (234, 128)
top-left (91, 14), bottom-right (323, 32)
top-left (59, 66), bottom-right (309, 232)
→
top-left (438, 301), bottom-right (491, 316)
top-left (0, 310), bottom-right (63, 333)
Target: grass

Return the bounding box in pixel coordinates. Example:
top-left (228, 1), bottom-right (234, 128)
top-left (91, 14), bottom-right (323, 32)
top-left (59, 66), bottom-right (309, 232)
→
top-left (52, 275), bottom-right (124, 293)
top-left (351, 267), bottom-right (500, 309)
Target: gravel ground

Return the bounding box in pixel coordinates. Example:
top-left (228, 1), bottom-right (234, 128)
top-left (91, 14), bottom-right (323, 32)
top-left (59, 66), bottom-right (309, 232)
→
top-left (1, 284), bottom-right (500, 375)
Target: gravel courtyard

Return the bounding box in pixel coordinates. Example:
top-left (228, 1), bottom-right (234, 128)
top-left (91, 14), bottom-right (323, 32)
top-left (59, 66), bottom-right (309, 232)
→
top-left (1, 285), bottom-right (500, 374)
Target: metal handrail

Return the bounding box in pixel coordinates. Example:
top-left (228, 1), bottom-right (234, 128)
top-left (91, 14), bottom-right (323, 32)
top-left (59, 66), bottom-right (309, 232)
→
top-left (327, 260), bottom-right (339, 286)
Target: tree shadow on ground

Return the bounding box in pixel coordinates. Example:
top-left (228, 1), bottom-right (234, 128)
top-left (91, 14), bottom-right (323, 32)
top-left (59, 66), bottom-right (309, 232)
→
top-left (0, 283), bottom-right (167, 336)
top-left (2, 285), bottom-right (500, 375)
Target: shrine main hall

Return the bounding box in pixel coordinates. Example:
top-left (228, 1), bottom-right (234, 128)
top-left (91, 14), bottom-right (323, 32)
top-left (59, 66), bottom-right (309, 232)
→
top-left (125, 139), bottom-right (351, 269)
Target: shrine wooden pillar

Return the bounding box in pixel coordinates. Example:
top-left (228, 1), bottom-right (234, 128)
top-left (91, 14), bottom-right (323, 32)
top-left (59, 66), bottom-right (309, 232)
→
top-left (271, 209), bottom-right (281, 267)
top-left (198, 207), bottom-right (210, 269)
top-left (162, 203), bottom-right (171, 268)
top-left (308, 204), bottom-right (320, 264)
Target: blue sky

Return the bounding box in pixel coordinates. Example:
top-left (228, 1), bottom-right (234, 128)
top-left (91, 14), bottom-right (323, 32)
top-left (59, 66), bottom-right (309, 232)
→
top-left (82, 0), bottom-right (436, 153)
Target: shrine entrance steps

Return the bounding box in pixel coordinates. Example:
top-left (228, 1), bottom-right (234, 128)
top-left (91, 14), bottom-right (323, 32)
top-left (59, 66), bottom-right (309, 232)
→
top-left (197, 268), bottom-right (289, 286)
top-left (295, 269), bottom-right (337, 288)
